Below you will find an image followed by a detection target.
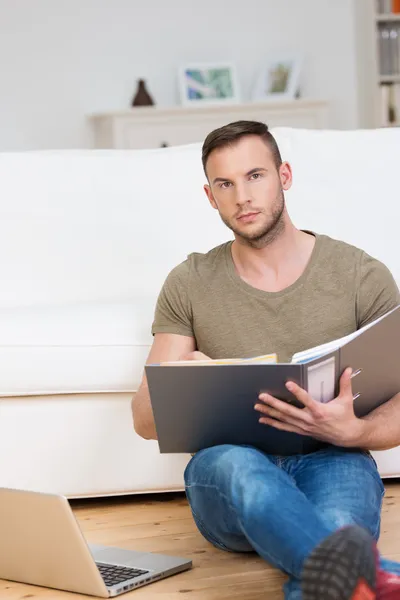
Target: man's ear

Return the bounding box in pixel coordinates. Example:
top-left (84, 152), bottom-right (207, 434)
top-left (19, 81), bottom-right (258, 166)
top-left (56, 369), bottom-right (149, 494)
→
top-left (279, 162), bottom-right (293, 192)
top-left (204, 184), bottom-right (218, 210)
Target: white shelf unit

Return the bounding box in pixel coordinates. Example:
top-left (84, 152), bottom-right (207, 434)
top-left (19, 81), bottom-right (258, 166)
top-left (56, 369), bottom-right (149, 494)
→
top-left (380, 74), bottom-right (400, 82)
top-left (352, 0), bottom-right (400, 128)
top-left (88, 100), bottom-right (329, 150)
top-left (374, 5), bottom-right (400, 126)
top-left (376, 13), bottom-right (400, 21)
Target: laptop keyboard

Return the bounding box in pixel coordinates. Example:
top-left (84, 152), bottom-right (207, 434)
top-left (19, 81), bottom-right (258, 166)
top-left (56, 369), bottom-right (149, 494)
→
top-left (97, 562), bottom-right (149, 587)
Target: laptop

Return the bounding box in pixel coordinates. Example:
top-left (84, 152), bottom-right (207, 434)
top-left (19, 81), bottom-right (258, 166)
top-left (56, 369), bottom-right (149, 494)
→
top-left (0, 487), bottom-right (192, 597)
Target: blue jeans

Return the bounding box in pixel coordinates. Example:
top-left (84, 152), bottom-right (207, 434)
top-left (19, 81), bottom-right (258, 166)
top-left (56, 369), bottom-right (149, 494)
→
top-left (184, 444), bottom-right (400, 600)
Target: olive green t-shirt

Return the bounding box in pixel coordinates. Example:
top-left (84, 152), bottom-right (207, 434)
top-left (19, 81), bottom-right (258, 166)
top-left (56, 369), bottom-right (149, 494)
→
top-left (152, 233), bottom-right (400, 363)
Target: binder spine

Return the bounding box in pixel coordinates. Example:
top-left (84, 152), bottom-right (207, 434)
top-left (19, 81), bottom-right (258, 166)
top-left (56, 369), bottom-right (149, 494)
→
top-left (302, 351), bottom-right (339, 404)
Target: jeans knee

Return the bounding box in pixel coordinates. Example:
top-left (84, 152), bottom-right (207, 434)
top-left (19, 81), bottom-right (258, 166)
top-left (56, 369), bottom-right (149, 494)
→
top-left (186, 444), bottom-right (248, 479)
top-left (185, 444), bottom-right (285, 514)
top-left (185, 444), bottom-right (269, 487)
top-left (320, 508), bottom-right (357, 531)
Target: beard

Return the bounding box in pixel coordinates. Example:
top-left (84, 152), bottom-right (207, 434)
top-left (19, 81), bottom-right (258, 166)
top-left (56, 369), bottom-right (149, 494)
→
top-left (220, 189), bottom-right (286, 249)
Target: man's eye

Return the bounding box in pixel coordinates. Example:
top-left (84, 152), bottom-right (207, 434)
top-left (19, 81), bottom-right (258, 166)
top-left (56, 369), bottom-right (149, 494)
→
top-left (250, 173), bottom-right (261, 180)
top-left (220, 181), bottom-right (232, 189)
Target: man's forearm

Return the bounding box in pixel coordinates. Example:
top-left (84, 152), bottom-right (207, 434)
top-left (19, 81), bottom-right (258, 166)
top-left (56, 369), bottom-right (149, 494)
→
top-left (131, 383), bottom-right (158, 440)
top-left (355, 393), bottom-right (400, 451)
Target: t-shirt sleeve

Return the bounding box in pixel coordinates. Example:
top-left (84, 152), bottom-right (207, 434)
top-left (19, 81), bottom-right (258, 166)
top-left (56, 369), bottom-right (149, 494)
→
top-left (356, 251), bottom-right (400, 328)
top-left (151, 260), bottom-right (194, 337)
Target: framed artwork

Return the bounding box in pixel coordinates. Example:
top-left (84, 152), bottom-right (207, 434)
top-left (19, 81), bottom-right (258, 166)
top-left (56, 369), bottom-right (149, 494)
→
top-left (252, 57), bottom-right (302, 102)
top-left (179, 63), bottom-right (240, 106)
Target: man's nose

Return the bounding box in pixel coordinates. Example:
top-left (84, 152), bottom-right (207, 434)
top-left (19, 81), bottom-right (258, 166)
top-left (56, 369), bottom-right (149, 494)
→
top-left (234, 182), bottom-right (251, 206)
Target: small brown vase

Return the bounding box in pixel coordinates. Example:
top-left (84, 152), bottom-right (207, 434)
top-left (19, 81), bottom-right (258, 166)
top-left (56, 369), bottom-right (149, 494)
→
top-left (132, 79), bottom-right (154, 106)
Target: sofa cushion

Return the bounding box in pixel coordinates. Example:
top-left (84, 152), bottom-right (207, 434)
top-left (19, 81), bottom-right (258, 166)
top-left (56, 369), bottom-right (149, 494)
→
top-left (0, 302), bottom-right (153, 396)
top-left (274, 127), bottom-right (400, 287)
top-left (0, 144), bottom-right (228, 309)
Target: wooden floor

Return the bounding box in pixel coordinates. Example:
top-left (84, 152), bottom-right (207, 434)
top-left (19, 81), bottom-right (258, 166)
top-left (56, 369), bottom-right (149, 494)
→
top-left (3, 482), bottom-right (400, 600)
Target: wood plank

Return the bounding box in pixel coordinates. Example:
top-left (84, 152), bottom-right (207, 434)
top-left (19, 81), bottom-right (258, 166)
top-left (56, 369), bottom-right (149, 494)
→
top-left (2, 483), bottom-right (400, 599)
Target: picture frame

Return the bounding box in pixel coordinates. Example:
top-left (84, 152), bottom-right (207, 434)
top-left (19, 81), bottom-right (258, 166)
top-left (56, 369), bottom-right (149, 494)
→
top-left (252, 57), bottom-right (302, 102)
top-left (178, 63), bottom-right (240, 106)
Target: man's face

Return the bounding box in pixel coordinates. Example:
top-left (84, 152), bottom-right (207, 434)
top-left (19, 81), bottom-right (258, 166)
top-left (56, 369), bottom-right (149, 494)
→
top-left (204, 135), bottom-right (292, 247)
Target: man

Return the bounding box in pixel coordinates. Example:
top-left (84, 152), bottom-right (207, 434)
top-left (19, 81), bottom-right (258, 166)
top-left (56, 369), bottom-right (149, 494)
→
top-left (132, 121), bottom-right (400, 599)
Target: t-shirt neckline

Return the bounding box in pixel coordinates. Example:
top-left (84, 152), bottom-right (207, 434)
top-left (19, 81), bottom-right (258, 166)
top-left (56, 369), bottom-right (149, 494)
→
top-left (224, 230), bottom-right (323, 299)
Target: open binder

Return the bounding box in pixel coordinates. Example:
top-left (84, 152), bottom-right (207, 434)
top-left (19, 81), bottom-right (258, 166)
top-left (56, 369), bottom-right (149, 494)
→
top-left (146, 305), bottom-right (400, 455)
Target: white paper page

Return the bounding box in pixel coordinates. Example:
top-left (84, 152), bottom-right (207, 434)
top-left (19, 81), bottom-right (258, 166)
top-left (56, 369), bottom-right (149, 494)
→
top-left (292, 308), bottom-right (394, 364)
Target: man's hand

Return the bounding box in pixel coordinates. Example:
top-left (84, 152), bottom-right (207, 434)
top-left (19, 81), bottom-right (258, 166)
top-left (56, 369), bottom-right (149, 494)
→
top-left (255, 368), bottom-right (366, 447)
top-left (181, 351), bottom-right (211, 361)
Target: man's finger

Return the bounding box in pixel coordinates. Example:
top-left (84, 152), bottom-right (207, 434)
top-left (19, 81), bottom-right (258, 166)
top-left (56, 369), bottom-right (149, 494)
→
top-left (256, 405), bottom-right (312, 432)
top-left (255, 397), bottom-right (314, 425)
top-left (257, 393), bottom-right (315, 422)
top-left (285, 381), bottom-right (325, 417)
top-left (339, 367), bottom-right (353, 398)
top-left (259, 416), bottom-right (308, 436)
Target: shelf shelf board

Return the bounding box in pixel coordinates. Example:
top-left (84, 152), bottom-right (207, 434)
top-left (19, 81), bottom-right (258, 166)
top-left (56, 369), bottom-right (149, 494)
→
top-left (379, 75), bottom-right (400, 83)
top-left (376, 13), bottom-right (400, 21)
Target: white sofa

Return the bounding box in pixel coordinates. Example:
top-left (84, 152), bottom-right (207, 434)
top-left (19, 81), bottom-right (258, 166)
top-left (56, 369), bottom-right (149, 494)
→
top-left (0, 127), bottom-right (399, 498)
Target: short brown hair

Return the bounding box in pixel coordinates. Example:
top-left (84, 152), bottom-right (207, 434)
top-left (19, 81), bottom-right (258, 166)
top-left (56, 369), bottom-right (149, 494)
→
top-left (202, 120), bottom-right (282, 175)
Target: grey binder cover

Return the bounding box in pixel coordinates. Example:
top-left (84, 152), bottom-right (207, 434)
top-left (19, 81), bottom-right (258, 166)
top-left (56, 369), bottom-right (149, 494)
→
top-left (146, 305), bottom-right (400, 455)
top-left (338, 305), bottom-right (400, 417)
top-left (146, 353), bottom-right (337, 455)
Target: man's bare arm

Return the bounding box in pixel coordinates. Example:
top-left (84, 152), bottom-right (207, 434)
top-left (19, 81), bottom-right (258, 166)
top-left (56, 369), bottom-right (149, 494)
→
top-left (356, 393), bottom-right (400, 451)
top-left (132, 333), bottom-right (196, 440)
